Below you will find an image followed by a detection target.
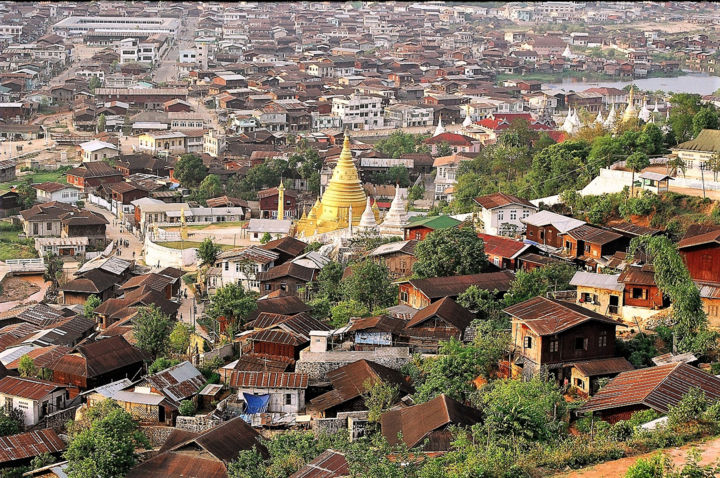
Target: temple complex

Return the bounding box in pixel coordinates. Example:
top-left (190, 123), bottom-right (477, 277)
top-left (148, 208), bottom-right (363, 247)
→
top-left (379, 185), bottom-right (410, 237)
top-left (293, 134), bottom-right (377, 237)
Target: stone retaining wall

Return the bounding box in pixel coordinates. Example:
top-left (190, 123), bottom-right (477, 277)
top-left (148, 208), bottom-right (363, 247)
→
top-left (175, 414), bottom-right (222, 433)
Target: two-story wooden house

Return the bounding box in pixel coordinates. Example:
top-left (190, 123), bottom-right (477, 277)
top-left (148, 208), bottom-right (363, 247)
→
top-left (398, 271), bottom-right (514, 309)
top-left (368, 240), bottom-right (418, 279)
top-left (618, 264), bottom-right (667, 311)
top-left (504, 296), bottom-right (625, 382)
top-left (522, 210), bottom-right (586, 249)
top-left (558, 224), bottom-right (627, 268)
top-left (677, 226), bottom-right (720, 283)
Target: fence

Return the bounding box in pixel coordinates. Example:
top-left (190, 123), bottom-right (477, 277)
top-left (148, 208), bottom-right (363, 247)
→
top-left (87, 193), bottom-right (111, 211)
top-left (5, 258), bottom-right (44, 271)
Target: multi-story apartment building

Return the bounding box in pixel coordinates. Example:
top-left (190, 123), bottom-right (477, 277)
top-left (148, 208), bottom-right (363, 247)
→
top-left (384, 104), bottom-right (434, 128)
top-left (331, 94), bottom-right (384, 130)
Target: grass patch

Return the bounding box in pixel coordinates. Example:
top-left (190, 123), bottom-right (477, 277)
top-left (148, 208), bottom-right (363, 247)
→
top-left (0, 222), bottom-right (38, 260)
top-left (0, 169), bottom-right (69, 192)
top-left (157, 241), bottom-right (234, 250)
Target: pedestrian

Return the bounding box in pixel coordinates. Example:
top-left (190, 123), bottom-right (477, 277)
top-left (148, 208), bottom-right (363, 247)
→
top-left (184, 290), bottom-right (188, 299)
top-left (132, 251), bottom-right (135, 259)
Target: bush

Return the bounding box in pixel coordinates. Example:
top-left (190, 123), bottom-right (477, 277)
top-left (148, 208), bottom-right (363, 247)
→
top-left (179, 400), bottom-right (196, 416)
top-left (668, 387), bottom-right (708, 427)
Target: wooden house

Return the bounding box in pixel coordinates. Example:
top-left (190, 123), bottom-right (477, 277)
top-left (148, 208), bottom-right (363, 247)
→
top-left (504, 296), bottom-right (625, 381)
top-left (477, 233), bottom-right (534, 270)
top-left (368, 240), bottom-right (418, 279)
top-left (618, 264), bottom-right (667, 311)
top-left (403, 297), bottom-right (474, 353)
top-left (559, 225), bottom-right (627, 268)
top-left (522, 210), bottom-right (586, 249)
top-left (398, 271), bottom-right (514, 309)
top-left (569, 271), bottom-right (624, 318)
top-left (677, 227), bottom-right (720, 284)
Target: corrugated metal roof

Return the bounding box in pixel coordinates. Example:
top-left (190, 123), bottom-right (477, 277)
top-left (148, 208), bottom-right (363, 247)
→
top-left (406, 297), bottom-right (473, 331)
top-left (571, 357), bottom-right (634, 377)
top-left (114, 390), bottom-right (166, 406)
top-left (570, 271), bottom-right (624, 292)
top-left (503, 296), bottom-right (624, 336)
top-left (144, 361), bottom-right (204, 404)
top-left (522, 210), bottom-right (586, 233)
top-left (289, 449), bottom-right (349, 478)
top-left (581, 363), bottom-right (720, 414)
top-left (240, 329), bottom-right (306, 346)
top-left (0, 376), bottom-right (65, 401)
top-left (229, 371), bottom-right (309, 389)
top-left (0, 429), bottom-right (65, 464)
top-left (477, 233), bottom-right (530, 260)
top-left (407, 271), bottom-right (515, 299)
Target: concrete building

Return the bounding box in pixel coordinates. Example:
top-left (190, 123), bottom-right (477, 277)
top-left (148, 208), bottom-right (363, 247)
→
top-left (331, 94), bottom-right (384, 130)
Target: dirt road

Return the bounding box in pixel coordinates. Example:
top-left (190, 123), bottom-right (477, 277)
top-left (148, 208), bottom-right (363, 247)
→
top-left (556, 436), bottom-right (720, 477)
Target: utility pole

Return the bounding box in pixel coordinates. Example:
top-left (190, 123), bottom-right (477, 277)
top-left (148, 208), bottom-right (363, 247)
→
top-left (700, 163), bottom-right (706, 199)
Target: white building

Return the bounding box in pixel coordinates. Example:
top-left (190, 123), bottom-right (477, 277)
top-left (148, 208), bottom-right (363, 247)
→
top-left (383, 104), bottom-right (434, 128)
top-left (52, 16), bottom-right (180, 37)
top-left (213, 246), bottom-right (279, 292)
top-left (331, 94), bottom-right (384, 130)
top-left (33, 182), bottom-right (81, 204)
top-left (117, 38), bottom-right (158, 64)
top-left (231, 372), bottom-right (308, 414)
top-left (473, 192), bottom-right (539, 236)
top-left (79, 140), bottom-right (118, 162)
top-left (0, 376), bottom-right (68, 426)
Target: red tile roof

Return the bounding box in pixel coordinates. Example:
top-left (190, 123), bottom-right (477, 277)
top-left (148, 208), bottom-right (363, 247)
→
top-left (474, 192), bottom-right (535, 209)
top-left (581, 363), bottom-right (720, 414)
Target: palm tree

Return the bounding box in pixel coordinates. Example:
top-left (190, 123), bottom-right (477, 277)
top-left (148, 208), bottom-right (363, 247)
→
top-left (667, 155), bottom-right (686, 178)
top-left (627, 152), bottom-right (650, 198)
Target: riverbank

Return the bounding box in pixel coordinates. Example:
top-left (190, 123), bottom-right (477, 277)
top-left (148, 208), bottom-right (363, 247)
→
top-left (498, 70), bottom-right (685, 85)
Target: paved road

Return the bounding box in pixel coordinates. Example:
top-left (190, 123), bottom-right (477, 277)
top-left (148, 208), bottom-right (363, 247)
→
top-left (152, 17), bottom-right (198, 84)
top-left (83, 203), bottom-right (143, 263)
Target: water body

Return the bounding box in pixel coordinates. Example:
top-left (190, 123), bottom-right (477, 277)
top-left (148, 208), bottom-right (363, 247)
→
top-left (545, 72), bottom-right (720, 95)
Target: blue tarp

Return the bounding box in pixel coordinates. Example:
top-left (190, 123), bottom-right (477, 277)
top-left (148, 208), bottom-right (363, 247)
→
top-left (243, 393), bottom-right (269, 414)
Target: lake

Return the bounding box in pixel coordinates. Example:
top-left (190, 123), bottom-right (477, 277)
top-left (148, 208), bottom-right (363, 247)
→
top-left (545, 73), bottom-right (720, 95)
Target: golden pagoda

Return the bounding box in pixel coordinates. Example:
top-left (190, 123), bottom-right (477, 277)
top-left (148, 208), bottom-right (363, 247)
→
top-left (294, 134), bottom-right (375, 236)
top-left (622, 87), bottom-right (637, 123)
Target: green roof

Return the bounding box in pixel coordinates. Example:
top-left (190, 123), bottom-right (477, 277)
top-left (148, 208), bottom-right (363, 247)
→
top-left (673, 129), bottom-right (720, 153)
top-left (404, 215), bottom-right (462, 230)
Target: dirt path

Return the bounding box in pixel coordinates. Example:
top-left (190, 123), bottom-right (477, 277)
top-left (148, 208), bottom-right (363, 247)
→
top-left (556, 436), bottom-right (720, 477)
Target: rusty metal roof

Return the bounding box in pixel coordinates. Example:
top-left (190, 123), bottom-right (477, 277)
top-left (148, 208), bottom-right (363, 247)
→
top-left (503, 296), bottom-right (624, 336)
top-left (231, 353), bottom-right (293, 372)
top-left (0, 376), bottom-right (66, 401)
top-left (581, 363), bottom-right (720, 414)
top-left (144, 361), bottom-right (205, 405)
top-left (240, 329), bottom-right (306, 346)
top-left (289, 449), bottom-right (349, 478)
top-left (571, 357), bottom-right (634, 377)
top-left (381, 394), bottom-right (482, 450)
top-left (564, 224), bottom-right (623, 245)
top-left (406, 297), bottom-right (474, 331)
top-left (618, 265), bottom-right (657, 286)
top-left (249, 295), bottom-right (311, 320)
top-left (257, 262), bottom-right (316, 283)
top-left (348, 315), bottom-right (406, 333)
top-left (261, 236), bottom-right (307, 257)
top-left (277, 312), bottom-right (331, 340)
top-left (127, 451), bottom-right (227, 478)
top-left (309, 360), bottom-right (413, 413)
top-left (477, 233), bottom-right (531, 260)
top-left (246, 312), bottom-right (289, 329)
top-left (0, 429), bottom-right (65, 464)
top-left (406, 271), bottom-right (515, 300)
top-left (474, 192), bottom-right (535, 210)
top-left (229, 371), bottom-right (309, 389)
top-left (51, 336), bottom-right (146, 379)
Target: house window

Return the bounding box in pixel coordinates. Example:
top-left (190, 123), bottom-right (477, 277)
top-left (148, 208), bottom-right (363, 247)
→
top-left (285, 393), bottom-right (292, 405)
top-left (400, 290), bottom-right (408, 302)
top-left (524, 336), bottom-right (532, 348)
top-left (575, 378), bottom-right (584, 389)
top-left (632, 287), bottom-right (647, 300)
top-left (510, 210), bottom-right (517, 220)
top-left (575, 337), bottom-right (588, 350)
top-left (599, 331), bottom-right (608, 347)
top-left (46, 222), bottom-right (52, 231)
top-left (539, 230), bottom-right (544, 241)
top-left (497, 211), bottom-right (504, 221)
top-left (224, 262), bottom-right (229, 271)
top-left (708, 305), bottom-right (719, 317)
top-left (549, 339), bottom-right (559, 352)
top-left (264, 284), bottom-right (271, 291)
top-left (528, 230), bottom-right (534, 237)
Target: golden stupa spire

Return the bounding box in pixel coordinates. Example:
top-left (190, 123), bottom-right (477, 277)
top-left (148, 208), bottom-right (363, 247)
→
top-left (623, 87), bottom-right (637, 123)
top-left (293, 133), bottom-right (368, 237)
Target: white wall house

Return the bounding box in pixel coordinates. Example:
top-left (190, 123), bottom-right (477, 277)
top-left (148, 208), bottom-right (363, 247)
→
top-left (79, 140), bottom-right (118, 162)
top-left (213, 246), bottom-right (278, 293)
top-left (0, 376), bottom-right (68, 426)
top-left (232, 372), bottom-right (307, 414)
top-left (474, 192), bottom-right (539, 236)
top-left (331, 94), bottom-right (384, 130)
top-left (33, 183), bottom-right (81, 204)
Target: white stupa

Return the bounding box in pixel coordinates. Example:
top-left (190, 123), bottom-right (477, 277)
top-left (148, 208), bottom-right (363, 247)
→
top-left (595, 110), bottom-right (604, 125)
top-left (357, 197), bottom-right (379, 233)
top-left (561, 109), bottom-right (580, 134)
top-left (462, 105), bottom-right (473, 128)
top-left (379, 185), bottom-right (409, 237)
top-left (604, 104), bottom-right (617, 129)
top-left (571, 108), bottom-right (582, 128)
top-left (433, 115), bottom-right (446, 137)
top-left (653, 101), bottom-right (660, 114)
top-left (562, 44), bottom-right (575, 59)
top-left (638, 97), bottom-right (651, 123)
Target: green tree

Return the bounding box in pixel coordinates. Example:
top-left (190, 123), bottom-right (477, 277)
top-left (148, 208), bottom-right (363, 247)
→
top-left (436, 141), bottom-right (453, 157)
top-left (0, 408), bottom-right (22, 436)
top-left (341, 259), bottom-right (397, 310)
top-left (228, 448), bottom-right (266, 478)
top-left (630, 235), bottom-right (710, 353)
top-left (207, 283), bottom-right (257, 329)
top-left (83, 294), bottom-right (101, 318)
top-left (375, 131), bottom-right (426, 158)
top-left (260, 232), bottom-right (272, 244)
top-left (413, 225), bottom-right (488, 278)
top-left (636, 122), bottom-right (666, 156)
top-left (329, 299), bottom-right (369, 328)
top-left (88, 76), bottom-right (101, 92)
top-left (362, 379), bottom-right (400, 423)
top-left (456, 286), bottom-right (507, 329)
top-left (133, 305), bottom-right (173, 359)
top-left (503, 263), bottom-right (577, 306)
top-left (527, 140), bottom-right (591, 198)
top-left (626, 151), bottom-right (650, 198)
top-left (385, 165), bottom-right (411, 187)
top-left (307, 295), bottom-right (331, 320)
top-left (413, 322), bottom-right (509, 403)
top-left (169, 322), bottom-right (192, 355)
top-left (668, 154), bottom-right (687, 178)
top-left (97, 113), bottom-right (106, 133)
top-left (174, 154), bottom-right (208, 188)
top-left (15, 177), bottom-right (37, 209)
top-left (480, 375), bottom-right (567, 442)
top-left (314, 261), bottom-right (344, 302)
top-left (65, 400), bottom-right (149, 478)
top-left (196, 174), bottom-right (223, 203)
top-left (178, 400), bottom-right (196, 416)
top-left (408, 184), bottom-right (425, 202)
top-left (43, 252), bottom-right (63, 287)
top-left (692, 106), bottom-right (719, 137)
top-left (198, 238), bottom-right (221, 266)
top-left (708, 152), bottom-right (720, 181)
top-left (18, 355), bottom-right (37, 378)
top-left (147, 357), bottom-right (180, 375)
